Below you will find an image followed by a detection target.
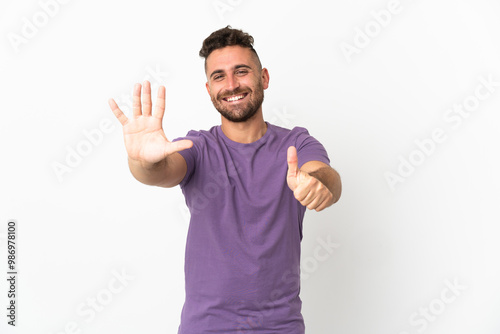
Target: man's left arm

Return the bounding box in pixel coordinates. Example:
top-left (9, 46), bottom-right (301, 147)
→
top-left (287, 146), bottom-right (342, 212)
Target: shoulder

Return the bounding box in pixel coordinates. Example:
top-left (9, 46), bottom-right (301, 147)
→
top-left (183, 124), bottom-right (218, 138)
top-left (174, 125), bottom-right (220, 145)
top-left (267, 123), bottom-right (315, 148)
top-left (267, 122), bottom-right (311, 138)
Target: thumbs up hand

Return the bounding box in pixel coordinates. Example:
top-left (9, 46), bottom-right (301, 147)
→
top-left (287, 146), bottom-right (334, 212)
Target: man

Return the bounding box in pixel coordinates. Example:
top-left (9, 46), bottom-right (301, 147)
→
top-left (108, 26), bottom-right (341, 333)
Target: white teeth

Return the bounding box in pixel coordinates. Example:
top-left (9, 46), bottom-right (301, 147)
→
top-left (226, 94), bottom-right (245, 102)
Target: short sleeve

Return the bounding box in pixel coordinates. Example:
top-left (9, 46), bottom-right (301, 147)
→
top-left (293, 127), bottom-right (330, 169)
top-left (172, 130), bottom-right (201, 188)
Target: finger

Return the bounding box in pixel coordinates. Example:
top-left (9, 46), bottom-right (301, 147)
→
top-left (108, 98), bottom-right (128, 126)
top-left (303, 189), bottom-right (318, 207)
top-left (294, 184), bottom-right (311, 203)
top-left (132, 83), bottom-right (142, 117)
top-left (314, 198), bottom-right (329, 212)
top-left (142, 80), bottom-right (152, 116)
top-left (167, 139), bottom-right (193, 155)
top-left (153, 86), bottom-right (166, 120)
top-left (287, 146), bottom-right (299, 179)
top-left (306, 194), bottom-right (323, 211)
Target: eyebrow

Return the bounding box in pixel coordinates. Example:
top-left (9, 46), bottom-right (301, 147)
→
top-left (209, 64), bottom-right (252, 80)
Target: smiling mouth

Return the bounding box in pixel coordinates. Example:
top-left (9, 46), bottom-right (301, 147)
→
top-left (222, 93), bottom-right (248, 103)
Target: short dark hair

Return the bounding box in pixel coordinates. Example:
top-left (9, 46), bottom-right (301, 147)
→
top-left (199, 26), bottom-right (262, 71)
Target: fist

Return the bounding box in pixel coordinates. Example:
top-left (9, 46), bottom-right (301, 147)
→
top-left (286, 146), bottom-right (333, 211)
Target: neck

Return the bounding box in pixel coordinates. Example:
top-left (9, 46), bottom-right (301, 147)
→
top-left (220, 108), bottom-right (267, 144)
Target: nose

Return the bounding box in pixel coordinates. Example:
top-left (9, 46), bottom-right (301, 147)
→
top-left (225, 73), bottom-right (240, 92)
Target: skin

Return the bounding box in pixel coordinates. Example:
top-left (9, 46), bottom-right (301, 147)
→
top-left (205, 45), bottom-right (269, 144)
top-left (108, 81), bottom-right (193, 188)
top-left (108, 45), bottom-right (341, 211)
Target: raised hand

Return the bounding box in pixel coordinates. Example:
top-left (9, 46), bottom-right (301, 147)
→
top-left (287, 146), bottom-right (334, 211)
top-left (108, 81), bottom-right (193, 165)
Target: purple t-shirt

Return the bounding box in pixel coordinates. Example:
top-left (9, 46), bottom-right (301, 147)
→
top-left (172, 121), bottom-right (330, 333)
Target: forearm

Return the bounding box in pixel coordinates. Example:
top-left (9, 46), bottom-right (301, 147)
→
top-left (128, 156), bottom-right (169, 186)
top-left (308, 166), bottom-right (342, 205)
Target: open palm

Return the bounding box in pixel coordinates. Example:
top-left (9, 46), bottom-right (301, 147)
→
top-left (108, 81), bottom-right (192, 165)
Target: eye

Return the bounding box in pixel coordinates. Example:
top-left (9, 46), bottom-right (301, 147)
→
top-left (235, 69), bottom-right (248, 76)
top-left (213, 75), bottom-right (224, 81)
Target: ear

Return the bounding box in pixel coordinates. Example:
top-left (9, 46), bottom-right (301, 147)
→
top-left (205, 81), bottom-right (211, 96)
top-left (261, 68), bottom-right (270, 90)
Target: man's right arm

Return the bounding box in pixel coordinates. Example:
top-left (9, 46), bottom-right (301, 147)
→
top-left (108, 80), bottom-right (193, 188)
top-left (128, 152), bottom-right (187, 188)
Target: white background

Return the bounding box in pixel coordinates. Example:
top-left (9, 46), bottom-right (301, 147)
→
top-left (1, 0), bottom-right (499, 333)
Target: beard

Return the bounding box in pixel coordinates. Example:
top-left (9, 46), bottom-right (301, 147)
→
top-left (211, 81), bottom-right (264, 123)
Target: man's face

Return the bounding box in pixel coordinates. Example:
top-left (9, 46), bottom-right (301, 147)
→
top-left (205, 46), bottom-right (269, 123)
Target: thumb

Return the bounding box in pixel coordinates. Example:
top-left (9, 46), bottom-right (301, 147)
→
top-left (287, 146), bottom-right (300, 189)
top-left (168, 139), bottom-right (193, 155)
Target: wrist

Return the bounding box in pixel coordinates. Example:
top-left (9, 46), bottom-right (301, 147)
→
top-left (128, 156), bottom-right (166, 171)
